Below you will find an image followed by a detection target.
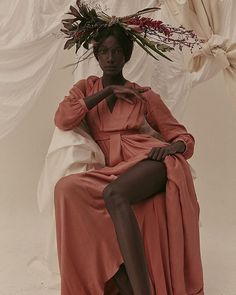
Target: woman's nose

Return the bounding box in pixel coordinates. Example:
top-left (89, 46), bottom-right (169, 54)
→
top-left (107, 51), bottom-right (114, 63)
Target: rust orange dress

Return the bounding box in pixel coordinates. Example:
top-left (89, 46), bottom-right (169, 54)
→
top-left (54, 76), bottom-right (204, 295)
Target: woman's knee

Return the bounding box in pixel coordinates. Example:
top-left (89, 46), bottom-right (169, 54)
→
top-left (102, 184), bottom-right (128, 211)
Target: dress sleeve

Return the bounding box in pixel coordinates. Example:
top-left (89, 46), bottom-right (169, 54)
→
top-left (144, 90), bottom-right (195, 159)
top-left (54, 79), bottom-right (89, 131)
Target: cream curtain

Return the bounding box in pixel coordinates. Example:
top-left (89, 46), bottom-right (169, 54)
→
top-left (0, 0), bottom-right (194, 143)
top-left (1, 0), bottom-right (235, 139)
top-left (0, 0), bottom-right (74, 140)
top-left (165, 0), bottom-right (236, 100)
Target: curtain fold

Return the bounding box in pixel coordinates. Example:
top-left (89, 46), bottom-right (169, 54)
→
top-left (1, 0), bottom-right (235, 139)
top-left (0, 0), bottom-right (74, 140)
top-left (165, 0), bottom-right (236, 100)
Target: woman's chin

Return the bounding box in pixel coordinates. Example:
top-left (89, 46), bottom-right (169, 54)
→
top-left (103, 70), bottom-right (122, 77)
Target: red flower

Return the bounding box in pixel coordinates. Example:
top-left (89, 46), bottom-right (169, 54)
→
top-left (75, 31), bottom-right (83, 38)
top-left (127, 17), bottom-right (170, 36)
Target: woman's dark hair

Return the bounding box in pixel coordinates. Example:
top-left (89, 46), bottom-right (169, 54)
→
top-left (93, 25), bottom-right (134, 62)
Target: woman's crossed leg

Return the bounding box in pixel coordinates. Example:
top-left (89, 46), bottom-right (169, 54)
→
top-left (103, 159), bottom-right (167, 295)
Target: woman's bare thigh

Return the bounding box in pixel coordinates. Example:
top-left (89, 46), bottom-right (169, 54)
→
top-left (104, 159), bottom-right (167, 205)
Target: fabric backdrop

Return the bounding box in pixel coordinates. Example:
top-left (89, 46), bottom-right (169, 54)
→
top-left (0, 0), bottom-right (193, 142)
top-left (1, 0), bottom-right (235, 141)
top-left (166, 0), bottom-right (236, 101)
top-left (0, 0), bottom-right (74, 140)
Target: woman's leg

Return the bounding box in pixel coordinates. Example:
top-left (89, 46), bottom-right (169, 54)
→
top-left (112, 263), bottom-right (134, 295)
top-left (103, 159), bottom-right (167, 295)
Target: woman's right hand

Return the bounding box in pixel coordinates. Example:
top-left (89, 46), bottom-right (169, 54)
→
top-left (109, 85), bottom-right (150, 104)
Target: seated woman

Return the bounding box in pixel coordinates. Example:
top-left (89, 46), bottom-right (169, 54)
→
top-left (54, 7), bottom-right (204, 295)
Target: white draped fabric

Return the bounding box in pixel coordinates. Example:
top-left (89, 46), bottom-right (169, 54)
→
top-left (165, 0), bottom-right (236, 100)
top-left (0, 0), bottom-right (74, 140)
top-left (0, 0), bottom-right (197, 142)
top-left (37, 125), bottom-right (106, 279)
top-left (1, 1), bottom-right (235, 140)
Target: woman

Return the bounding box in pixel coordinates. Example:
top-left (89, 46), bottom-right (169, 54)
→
top-left (54, 23), bottom-right (204, 295)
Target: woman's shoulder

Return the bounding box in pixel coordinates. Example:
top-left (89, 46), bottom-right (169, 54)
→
top-left (72, 75), bottom-right (100, 95)
top-left (74, 75), bottom-right (100, 87)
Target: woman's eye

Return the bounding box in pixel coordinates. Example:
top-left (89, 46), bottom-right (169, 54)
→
top-left (98, 48), bottom-right (123, 56)
top-left (114, 48), bottom-right (123, 55)
top-left (98, 49), bottom-right (108, 55)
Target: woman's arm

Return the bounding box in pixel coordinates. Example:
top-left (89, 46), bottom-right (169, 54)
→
top-left (144, 90), bottom-right (195, 160)
top-left (55, 81), bottom-right (148, 131)
top-left (54, 79), bottom-right (114, 131)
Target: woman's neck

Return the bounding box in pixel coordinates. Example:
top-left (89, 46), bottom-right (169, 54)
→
top-left (102, 72), bottom-right (126, 87)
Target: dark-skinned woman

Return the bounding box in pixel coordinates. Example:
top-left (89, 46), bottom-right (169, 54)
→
top-left (54, 24), bottom-right (204, 295)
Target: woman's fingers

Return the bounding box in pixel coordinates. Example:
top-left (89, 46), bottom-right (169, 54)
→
top-left (148, 147), bottom-right (156, 159)
top-left (138, 87), bottom-right (151, 93)
top-left (131, 87), bottom-right (150, 101)
top-left (154, 148), bottom-right (165, 161)
top-left (148, 147), bottom-right (162, 160)
top-left (148, 146), bottom-right (173, 161)
top-left (130, 88), bottom-right (149, 101)
top-left (113, 86), bottom-right (149, 102)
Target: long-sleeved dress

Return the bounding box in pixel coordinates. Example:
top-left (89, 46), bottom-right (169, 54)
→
top-left (54, 75), bottom-right (204, 295)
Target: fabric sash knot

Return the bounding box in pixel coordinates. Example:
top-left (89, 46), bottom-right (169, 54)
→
top-left (92, 129), bottom-right (140, 166)
top-left (190, 34), bottom-right (233, 72)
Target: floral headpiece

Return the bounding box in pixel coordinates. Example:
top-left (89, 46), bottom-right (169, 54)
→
top-left (61, 0), bottom-right (201, 62)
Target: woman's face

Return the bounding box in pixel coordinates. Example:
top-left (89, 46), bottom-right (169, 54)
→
top-left (97, 35), bottom-right (126, 76)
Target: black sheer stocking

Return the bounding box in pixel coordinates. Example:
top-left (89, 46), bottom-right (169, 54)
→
top-left (103, 159), bottom-right (167, 295)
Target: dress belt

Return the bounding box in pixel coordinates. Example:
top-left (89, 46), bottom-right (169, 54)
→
top-left (92, 129), bottom-right (140, 166)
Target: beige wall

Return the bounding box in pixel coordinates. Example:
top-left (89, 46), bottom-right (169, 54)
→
top-left (0, 48), bottom-right (236, 294)
top-left (182, 72), bottom-right (236, 294)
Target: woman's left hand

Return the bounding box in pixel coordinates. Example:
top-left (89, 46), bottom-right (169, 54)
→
top-left (148, 141), bottom-right (186, 161)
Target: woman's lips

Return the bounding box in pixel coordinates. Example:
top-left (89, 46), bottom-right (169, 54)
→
top-left (104, 66), bottom-right (117, 70)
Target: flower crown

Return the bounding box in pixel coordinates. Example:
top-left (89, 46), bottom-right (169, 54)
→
top-left (61, 0), bottom-right (201, 62)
